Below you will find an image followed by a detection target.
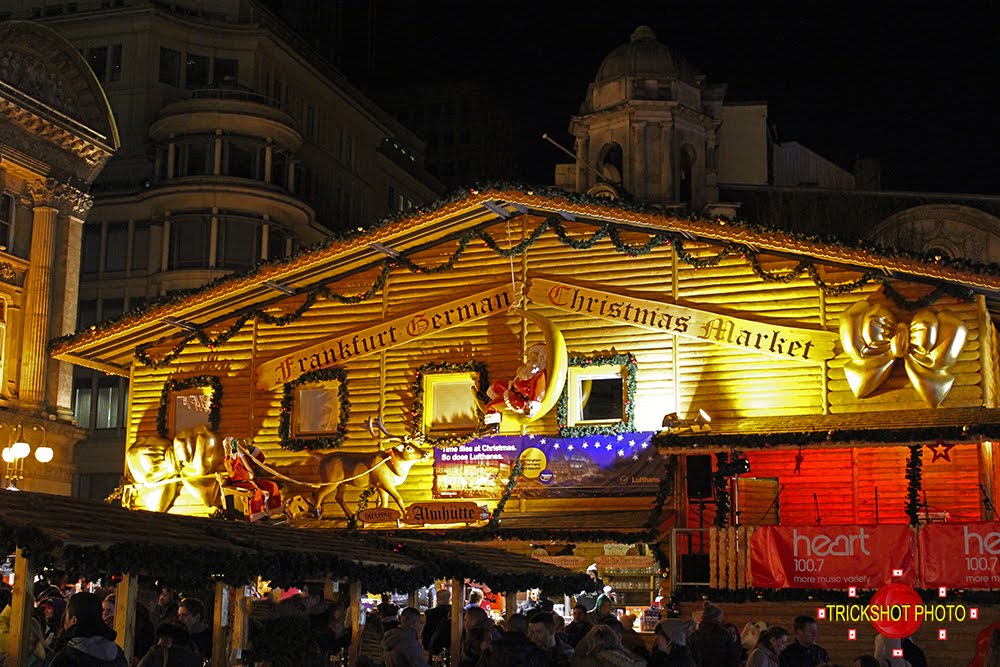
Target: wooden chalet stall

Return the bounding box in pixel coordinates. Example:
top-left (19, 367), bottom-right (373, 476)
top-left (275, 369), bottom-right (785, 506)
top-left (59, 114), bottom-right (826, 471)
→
top-left (0, 490), bottom-right (585, 665)
top-left (52, 187), bottom-right (1000, 661)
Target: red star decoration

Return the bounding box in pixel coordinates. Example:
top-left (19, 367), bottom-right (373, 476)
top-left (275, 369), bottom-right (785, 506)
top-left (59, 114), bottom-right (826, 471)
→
top-left (927, 441), bottom-right (955, 463)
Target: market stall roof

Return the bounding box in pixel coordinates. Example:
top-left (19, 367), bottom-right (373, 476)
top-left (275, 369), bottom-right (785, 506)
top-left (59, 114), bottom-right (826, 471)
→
top-left (0, 490), bottom-right (588, 592)
top-left (652, 406), bottom-right (1000, 453)
top-left (51, 186), bottom-right (1000, 375)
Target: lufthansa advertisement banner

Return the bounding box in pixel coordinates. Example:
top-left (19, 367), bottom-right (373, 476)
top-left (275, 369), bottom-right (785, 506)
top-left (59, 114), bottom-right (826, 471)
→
top-left (749, 525), bottom-right (917, 589)
top-left (433, 432), bottom-right (664, 499)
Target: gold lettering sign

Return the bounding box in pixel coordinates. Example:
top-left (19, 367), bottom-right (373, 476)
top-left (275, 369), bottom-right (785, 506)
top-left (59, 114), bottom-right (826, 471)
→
top-left (403, 502), bottom-right (487, 525)
top-left (257, 284), bottom-right (516, 389)
top-left (528, 277), bottom-right (838, 363)
top-left (357, 507), bottom-right (401, 524)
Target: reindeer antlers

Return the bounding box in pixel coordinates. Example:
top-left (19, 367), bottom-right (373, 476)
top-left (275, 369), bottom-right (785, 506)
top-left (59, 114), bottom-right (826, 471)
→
top-left (365, 416), bottom-right (426, 445)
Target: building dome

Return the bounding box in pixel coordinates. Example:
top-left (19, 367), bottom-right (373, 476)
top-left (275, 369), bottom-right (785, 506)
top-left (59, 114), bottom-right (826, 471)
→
top-left (594, 26), bottom-right (696, 84)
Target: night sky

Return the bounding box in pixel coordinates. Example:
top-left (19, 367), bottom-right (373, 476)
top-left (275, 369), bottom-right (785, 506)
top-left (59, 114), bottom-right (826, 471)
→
top-left (329, 1), bottom-right (998, 195)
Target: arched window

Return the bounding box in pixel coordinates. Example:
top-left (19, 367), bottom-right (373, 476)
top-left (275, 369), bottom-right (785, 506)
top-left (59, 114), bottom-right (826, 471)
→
top-left (598, 143), bottom-right (624, 184)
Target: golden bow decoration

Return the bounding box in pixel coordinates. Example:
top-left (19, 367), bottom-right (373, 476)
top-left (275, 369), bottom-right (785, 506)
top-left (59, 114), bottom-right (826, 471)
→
top-left (839, 300), bottom-right (968, 408)
top-left (125, 424), bottom-right (225, 512)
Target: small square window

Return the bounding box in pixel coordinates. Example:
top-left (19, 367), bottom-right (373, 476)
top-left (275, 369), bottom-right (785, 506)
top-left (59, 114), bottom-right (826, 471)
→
top-left (421, 372), bottom-right (479, 437)
top-left (559, 354), bottom-right (637, 436)
top-left (293, 383), bottom-right (341, 437)
top-left (280, 368), bottom-right (348, 449)
top-left (568, 365), bottom-right (624, 425)
top-left (172, 389), bottom-right (212, 435)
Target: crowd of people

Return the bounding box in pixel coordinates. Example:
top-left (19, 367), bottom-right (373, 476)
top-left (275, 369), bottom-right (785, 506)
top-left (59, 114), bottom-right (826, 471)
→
top-left (0, 573), bottom-right (215, 666)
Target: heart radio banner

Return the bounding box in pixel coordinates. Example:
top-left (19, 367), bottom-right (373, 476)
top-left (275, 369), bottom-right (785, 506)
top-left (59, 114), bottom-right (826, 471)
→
top-left (749, 525), bottom-right (917, 589)
top-left (919, 522), bottom-right (1000, 588)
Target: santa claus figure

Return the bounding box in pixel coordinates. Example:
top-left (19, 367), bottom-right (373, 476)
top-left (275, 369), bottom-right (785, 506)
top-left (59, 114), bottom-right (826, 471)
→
top-left (223, 437), bottom-right (282, 521)
top-left (482, 343), bottom-right (548, 430)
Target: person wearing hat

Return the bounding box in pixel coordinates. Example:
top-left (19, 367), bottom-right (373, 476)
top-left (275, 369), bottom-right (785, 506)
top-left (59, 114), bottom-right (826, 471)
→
top-left (690, 601), bottom-right (740, 667)
top-left (649, 618), bottom-right (695, 667)
top-left (576, 564), bottom-right (604, 612)
top-left (587, 593), bottom-right (616, 626)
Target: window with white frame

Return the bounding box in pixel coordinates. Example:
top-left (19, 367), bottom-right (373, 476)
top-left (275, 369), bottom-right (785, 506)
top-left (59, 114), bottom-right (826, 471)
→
top-left (566, 363), bottom-right (626, 426)
top-left (421, 371), bottom-right (479, 437)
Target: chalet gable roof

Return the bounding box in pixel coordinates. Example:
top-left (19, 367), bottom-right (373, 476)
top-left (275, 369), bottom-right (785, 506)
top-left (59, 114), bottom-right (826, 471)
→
top-left (53, 186), bottom-right (1000, 373)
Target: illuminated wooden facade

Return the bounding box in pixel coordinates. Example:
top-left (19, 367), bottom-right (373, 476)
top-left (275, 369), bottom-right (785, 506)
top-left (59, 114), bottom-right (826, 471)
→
top-left (50, 188), bottom-right (1000, 530)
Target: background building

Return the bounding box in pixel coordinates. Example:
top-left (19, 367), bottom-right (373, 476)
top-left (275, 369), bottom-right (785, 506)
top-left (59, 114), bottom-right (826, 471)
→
top-left (0, 20), bottom-right (117, 493)
top-left (0, 0), bottom-right (442, 497)
top-left (555, 26), bottom-right (1000, 266)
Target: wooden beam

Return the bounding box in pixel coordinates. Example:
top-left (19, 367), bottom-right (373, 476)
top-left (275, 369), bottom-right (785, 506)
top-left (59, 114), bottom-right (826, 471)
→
top-left (504, 590), bottom-right (516, 619)
top-left (230, 585), bottom-right (251, 664)
top-left (348, 581), bottom-right (362, 667)
top-left (450, 578), bottom-right (464, 664)
top-left (6, 548), bottom-right (33, 667)
top-left (210, 581), bottom-right (228, 667)
top-left (114, 573), bottom-right (138, 660)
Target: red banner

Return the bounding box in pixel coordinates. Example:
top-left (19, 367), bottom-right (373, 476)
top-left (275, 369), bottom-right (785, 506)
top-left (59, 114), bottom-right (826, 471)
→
top-left (749, 525), bottom-right (916, 589)
top-left (920, 522), bottom-right (1000, 588)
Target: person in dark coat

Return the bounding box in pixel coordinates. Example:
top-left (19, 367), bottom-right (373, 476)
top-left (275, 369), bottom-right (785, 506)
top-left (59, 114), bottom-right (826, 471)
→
top-left (421, 589), bottom-right (451, 656)
top-left (177, 597), bottom-right (212, 660)
top-left (136, 621), bottom-right (202, 667)
top-left (382, 607), bottom-right (427, 667)
top-left (648, 618), bottom-right (695, 667)
top-left (478, 613), bottom-right (546, 667)
top-left (779, 615), bottom-right (830, 667)
top-left (527, 611), bottom-right (574, 667)
top-left (49, 592), bottom-right (128, 667)
top-left (690, 601), bottom-right (740, 667)
top-left (564, 604), bottom-right (593, 648)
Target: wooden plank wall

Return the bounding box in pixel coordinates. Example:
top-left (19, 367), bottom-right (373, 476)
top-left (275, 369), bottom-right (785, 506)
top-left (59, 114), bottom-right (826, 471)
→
top-left (122, 214), bottom-right (1000, 518)
top-left (683, 445), bottom-right (982, 527)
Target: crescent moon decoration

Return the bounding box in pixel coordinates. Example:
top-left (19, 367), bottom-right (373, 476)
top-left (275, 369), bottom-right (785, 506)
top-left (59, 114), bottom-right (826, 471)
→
top-left (507, 309), bottom-right (569, 426)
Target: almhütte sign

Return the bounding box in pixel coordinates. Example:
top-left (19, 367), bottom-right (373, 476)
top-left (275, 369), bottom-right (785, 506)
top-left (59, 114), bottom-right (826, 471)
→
top-left (256, 284), bottom-right (516, 389)
top-left (527, 277), bottom-right (839, 363)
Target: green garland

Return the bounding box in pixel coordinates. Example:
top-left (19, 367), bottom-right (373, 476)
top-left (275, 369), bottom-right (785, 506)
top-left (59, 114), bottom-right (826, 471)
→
top-left (488, 460), bottom-right (523, 527)
top-left (556, 352), bottom-right (637, 438)
top-left (653, 421), bottom-right (1000, 450)
top-left (156, 375), bottom-right (222, 438)
top-left (905, 444), bottom-right (923, 526)
top-left (672, 585), bottom-right (1000, 604)
top-left (411, 360), bottom-right (489, 447)
top-left (52, 182), bottom-right (992, 359)
top-left (278, 367), bottom-right (350, 451)
top-left (648, 455), bottom-right (677, 576)
top-left (714, 453), bottom-right (730, 528)
top-left (48, 190), bottom-right (971, 368)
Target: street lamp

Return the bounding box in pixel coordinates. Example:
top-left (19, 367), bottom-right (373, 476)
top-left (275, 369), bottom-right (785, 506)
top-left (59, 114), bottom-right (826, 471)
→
top-left (1, 424), bottom-right (51, 490)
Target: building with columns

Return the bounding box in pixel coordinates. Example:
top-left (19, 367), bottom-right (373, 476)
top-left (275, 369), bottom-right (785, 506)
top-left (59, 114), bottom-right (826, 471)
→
top-left (0, 20), bottom-right (118, 494)
top-left (0, 0), bottom-right (441, 497)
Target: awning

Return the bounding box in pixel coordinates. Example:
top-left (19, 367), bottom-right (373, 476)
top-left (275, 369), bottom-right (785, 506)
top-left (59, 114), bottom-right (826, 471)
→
top-left (0, 490), bottom-right (588, 593)
top-left (652, 406), bottom-right (1000, 453)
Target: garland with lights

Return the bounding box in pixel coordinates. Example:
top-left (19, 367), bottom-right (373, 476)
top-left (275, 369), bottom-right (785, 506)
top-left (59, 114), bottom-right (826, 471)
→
top-left (49, 181), bottom-right (1000, 362)
top-left (653, 421), bottom-right (996, 450)
top-left (905, 444), bottom-right (924, 526)
top-left (278, 367), bottom-right (350, 451)
top-left (411, 361), bottom-right (489, 447)
top-left (156, 375), bottom-right (222, 438)
top-left (671, 585), bottom-right (1000, 604)
top-left (714, 453), bottom-right (730, 528)
top-left (47, 183), bottom-right (975, 368)
top-left (648, 455), bottom-right (677, 577)
top-left (556, 353), bottom-right (637, 437)
top-left (488, 460), bottom-right (523, 528)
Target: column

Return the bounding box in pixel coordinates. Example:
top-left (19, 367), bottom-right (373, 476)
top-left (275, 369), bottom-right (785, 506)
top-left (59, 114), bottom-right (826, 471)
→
top-left (575, 134), bottom-right (589, 193)
top-left (631, 121), bottom-right (647, 200)
top-left (7, 548), bottom-right (34, 666)
top-left (659, 122), bottom-right (671, 202)
top-left (264, 141), bottom-right (273, 184)
top-left (48, 210), bottom-right (86, 418)
top-left (114, 573), bottom-right (138, 660)
top-left (20, 178), bottom-right (91, 409)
